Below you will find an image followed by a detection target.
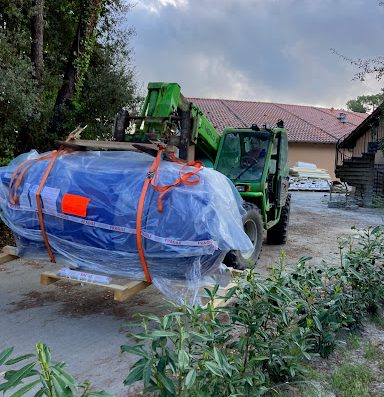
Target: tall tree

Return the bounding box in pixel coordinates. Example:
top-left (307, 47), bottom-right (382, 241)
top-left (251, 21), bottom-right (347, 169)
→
top-left (346, 93), bottom-right (384, 113)
top-left (0, 0), bottom-right (139, 163)
top-left (30, 0), bottom-right (44, 83)
top-left (48, 0), bottom-right (104, 139)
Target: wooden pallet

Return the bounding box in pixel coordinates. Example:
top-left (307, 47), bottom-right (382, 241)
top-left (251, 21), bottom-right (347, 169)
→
top-left (40, 271), bottom-right (150, 302)
top-left (1, 245), bottom-right (242, 305)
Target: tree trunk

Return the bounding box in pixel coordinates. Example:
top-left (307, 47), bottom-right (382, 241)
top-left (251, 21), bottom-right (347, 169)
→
top-left (48, 0), bottom-right (103, 139)
top-left (30, 0), bottom-right (44, 83)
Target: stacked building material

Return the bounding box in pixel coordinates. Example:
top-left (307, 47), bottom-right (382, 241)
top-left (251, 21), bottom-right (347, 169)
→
top-left (289, 162), bottom-right (332, 191)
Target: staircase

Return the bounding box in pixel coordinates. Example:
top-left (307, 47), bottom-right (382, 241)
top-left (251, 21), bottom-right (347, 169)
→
top-left (335, 153), bottom-right (375, 206)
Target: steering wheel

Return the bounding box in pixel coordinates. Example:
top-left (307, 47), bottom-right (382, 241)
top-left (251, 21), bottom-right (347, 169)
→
top-left (240, 155), bottom-right (258, 168)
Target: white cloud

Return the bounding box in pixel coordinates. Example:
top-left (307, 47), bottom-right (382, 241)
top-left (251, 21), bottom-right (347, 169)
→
top-left (129, 0), bottom-right (384, 108)
top-left (136, 0), bottom-right (188, 14)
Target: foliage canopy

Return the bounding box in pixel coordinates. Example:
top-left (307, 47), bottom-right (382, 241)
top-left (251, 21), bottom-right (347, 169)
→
top-left (0, 0), bottom-right (140, 165)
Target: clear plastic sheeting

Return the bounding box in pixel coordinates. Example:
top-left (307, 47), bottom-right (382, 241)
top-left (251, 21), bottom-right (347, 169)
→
top-left (0, 150), bottom-right (252, 303)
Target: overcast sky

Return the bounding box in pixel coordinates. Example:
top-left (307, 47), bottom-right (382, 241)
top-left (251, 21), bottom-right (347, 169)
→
top-left (128, 0), bottom-right (384, 108)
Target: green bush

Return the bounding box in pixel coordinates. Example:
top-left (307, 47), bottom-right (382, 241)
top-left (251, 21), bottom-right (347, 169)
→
top-left (0, 342), bottom-right (112, 397)
top-left (123, 226), bottom-right (384, 396)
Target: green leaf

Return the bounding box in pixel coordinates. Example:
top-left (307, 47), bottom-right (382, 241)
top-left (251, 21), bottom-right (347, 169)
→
top-left (149, 330), bottom-right (177, 338)
top-left (51, 366), bottom-right (76, 386)
top-left (123, 365), bottom-right (144, 385)
top-left (225, 286), bottom-right (237, 301)
top-left (143, 364), bottom-right (152, 387)
top-left (178, 350), bottom-right (189, 372)
top-left (211, 284), bottom-right (219, 297)
top-left (185, 368), bottom-right (196, 389)
top-left (5, 355), bottom-right (35, 366)
top-left (120, 345), bottom-right (147, 358)
top-left (313, 316), bottom-right (323, 332)
top-left (139, 313), bottom-right (161, 323)
top-left (213, 347), bottom-right (223, 366)
top-left (203, 288), bottom-right (213, 300)
top-left (157, 371), bottom-right (175, 394)
top-left (51, 373), bottom-right (65, 396)
top-left (9, 380), bottom-right (40, 397)
top-left (0, 347), bottom-right (14, 366)
top-left (2, 362), bottom-right (36, 391)
top-left (33, 387), bottom-right (45, 397)
top-left (205, 361), bottom-right (222, 377)
top-left (253, 356), bottom-right (269, 361)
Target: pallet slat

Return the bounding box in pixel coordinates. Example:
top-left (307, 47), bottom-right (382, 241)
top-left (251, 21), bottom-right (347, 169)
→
top-left (40, 271), bottom-right (149, 302)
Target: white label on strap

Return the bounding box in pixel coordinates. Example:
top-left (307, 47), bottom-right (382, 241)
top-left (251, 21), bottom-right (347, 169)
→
top-left (41, 186), bottom-right (60, 211)
top-left (28, 185), bottom-right (60, 212)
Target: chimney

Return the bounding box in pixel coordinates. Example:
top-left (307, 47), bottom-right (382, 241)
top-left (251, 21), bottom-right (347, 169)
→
top-left (337, 112), bottom-right (347, 123)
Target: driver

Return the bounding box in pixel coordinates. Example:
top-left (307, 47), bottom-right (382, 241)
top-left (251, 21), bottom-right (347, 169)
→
top-left (246, 137), bottom-right (264, 159)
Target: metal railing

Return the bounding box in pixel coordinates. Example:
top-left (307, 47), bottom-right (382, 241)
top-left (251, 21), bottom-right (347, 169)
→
top-left (335, 136), bottom-right (353, 168)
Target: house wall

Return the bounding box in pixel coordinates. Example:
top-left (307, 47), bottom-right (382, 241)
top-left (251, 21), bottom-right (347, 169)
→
top-left (352, 123), bottom-right (384, 164)
top-left (288, 142), bottom-right (337, 180)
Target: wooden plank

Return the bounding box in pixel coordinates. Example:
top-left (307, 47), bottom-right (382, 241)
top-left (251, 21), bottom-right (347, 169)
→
top-left (114, 281), bottom-right (150, 302)
top-left (0, 246), bottom-right (19, 264)
top-left (40, 272), bottom-right (59, 285)
top-left (2, 246), bottom-right (18, 256)
top-left (40, 271), bottom-right (149, 302)
top-left (58, 140), bottom-right (158, 152)
top-left (0, 252), bottom-right (17, 265)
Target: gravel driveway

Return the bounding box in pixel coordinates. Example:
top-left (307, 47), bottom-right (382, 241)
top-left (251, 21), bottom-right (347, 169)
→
top-left (0, 192), bottom-right (383, 396)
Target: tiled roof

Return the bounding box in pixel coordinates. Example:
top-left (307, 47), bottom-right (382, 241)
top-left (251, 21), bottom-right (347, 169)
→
top-left (188, 98), bottom-right (368, 144)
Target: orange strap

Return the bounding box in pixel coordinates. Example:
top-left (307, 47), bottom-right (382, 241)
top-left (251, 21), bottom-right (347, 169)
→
top-left (136, 149), bottom-right (204, 283)
top-left (151, 153), bottom-right (204, 212)
top-left (136, 148), bottom-right (163, 283)
top-left (9, 147), bottom-right (72, 263)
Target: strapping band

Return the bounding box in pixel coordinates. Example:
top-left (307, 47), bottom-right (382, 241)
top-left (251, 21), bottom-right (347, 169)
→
top-left (135, 149), bottom-right (204, 283)
top-left (9, 147), bottom-right (74, 263)
top-left (136, 148), bottom-right (163, 283)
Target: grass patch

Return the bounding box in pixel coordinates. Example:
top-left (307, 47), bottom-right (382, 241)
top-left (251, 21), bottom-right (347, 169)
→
top-left (331, 363), bottom-right (373, 397)
top-left (363, 341), bottom-right (377, 360)
top-left (348, 334), bottom-right (360, 350)
top-left (371, 313), bottom-right (384, 329)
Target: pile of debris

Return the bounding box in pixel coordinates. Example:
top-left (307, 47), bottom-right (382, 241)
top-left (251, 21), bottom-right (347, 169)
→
top-left (289, 161), bottom-right (331, 191)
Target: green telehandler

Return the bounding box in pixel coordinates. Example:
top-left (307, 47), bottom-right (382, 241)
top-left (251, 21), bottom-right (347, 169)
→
top-left (67, 82), bottom-right (291, 269)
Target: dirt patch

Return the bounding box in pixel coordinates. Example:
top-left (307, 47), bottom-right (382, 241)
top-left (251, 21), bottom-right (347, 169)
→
top-left (0, 222), bottom-right (15, 248)
top-left (7, 281), bottom-right (153, 319)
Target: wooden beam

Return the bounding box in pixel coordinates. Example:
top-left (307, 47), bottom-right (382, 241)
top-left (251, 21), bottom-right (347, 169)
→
top-left (0, 246), bottom-right (19, 264)
top-left (2, 246), bottom-right (18, 256)
top-left (40, 271), bottom-right (149, 302)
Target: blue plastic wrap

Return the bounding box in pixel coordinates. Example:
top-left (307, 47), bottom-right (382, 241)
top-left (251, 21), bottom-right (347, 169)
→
top-left (0, 150), bottom-right (252, 302)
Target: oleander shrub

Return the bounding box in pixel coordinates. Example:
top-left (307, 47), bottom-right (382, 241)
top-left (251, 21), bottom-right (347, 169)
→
top-left (123, 226), bottom-right (384, 396)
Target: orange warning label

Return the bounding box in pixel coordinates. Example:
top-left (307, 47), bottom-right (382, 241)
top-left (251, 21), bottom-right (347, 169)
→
top-left (61, 193), bottom-right (90, 217)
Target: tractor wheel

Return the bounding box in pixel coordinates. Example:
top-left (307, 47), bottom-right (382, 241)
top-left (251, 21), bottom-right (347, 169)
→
top-left (267, 193), bottom-right (291, 245)
top-left (224, 203), bottom-right (263, 270)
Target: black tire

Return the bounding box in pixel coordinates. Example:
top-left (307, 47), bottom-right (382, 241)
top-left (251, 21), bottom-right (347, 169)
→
top-left (113, 109), bottom-right (130, 141)
top-left (224, 203), bottom-right (264, 270)
top-left (267, 193), bottom-right (291, 245)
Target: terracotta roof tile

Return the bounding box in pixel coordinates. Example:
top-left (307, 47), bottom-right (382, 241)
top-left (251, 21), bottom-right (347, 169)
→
top-left (187, 98), bottom-right (368, 144)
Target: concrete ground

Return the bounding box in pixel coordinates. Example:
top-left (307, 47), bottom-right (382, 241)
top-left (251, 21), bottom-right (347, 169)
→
top-left (1, 192), bottom-right (383, 396)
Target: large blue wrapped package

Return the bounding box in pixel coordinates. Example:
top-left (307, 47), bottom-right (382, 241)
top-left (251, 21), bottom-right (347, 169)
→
top-left (0, 150), bottom-right (252, 288)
